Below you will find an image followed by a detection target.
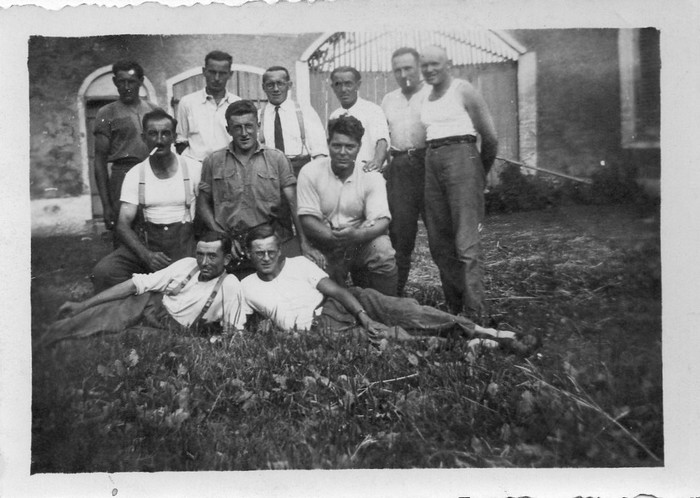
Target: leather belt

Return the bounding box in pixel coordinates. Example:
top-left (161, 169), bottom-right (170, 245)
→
top-left (426, 135), bottom-right (477, 149)
top-left (390, 147), bottom-right (426, 158)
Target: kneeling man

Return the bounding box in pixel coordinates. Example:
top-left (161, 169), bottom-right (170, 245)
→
top-left (297, 115), bottom-right (398, 296)
top-left (41, 233), bottom-right (245, 347)
top-left (241, 225), bottom-right (520, 347)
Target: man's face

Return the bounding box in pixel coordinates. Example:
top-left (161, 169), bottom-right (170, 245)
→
top-left (226, 113), bottom-right (259, 152)
top-left (203, 59), bottom-right (233, 95)
top-left (142, 118), bottom-right (176, 159)
top-left (196, 240), bottom-right (230, 281)
top-left (113, 69), bottom-right (143, 104)
top-left (249, 236), bottom-right (281, 277)
top-left (420, 48), bottom-right (451, 86)
top-left (262, 70), bottom-right (291, 106)
top-left (329, 132), bottom-right (361, 177)
top-left (331, 71), bottom-right (360, 109)
top-left (392, 53), bottom-right (421, 91)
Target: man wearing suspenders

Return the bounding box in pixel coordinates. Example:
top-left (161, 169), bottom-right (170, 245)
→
top-left (258, 66), bottom-right (328, 177)
top-left (42, 232), bottom-right (246, 347)
top-left (92, 109), bottom-right (201, 293)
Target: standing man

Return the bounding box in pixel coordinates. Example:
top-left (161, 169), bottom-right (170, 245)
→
top-left (92, 109), bottom-right (201, 292)
top-left (381, 47), bottom-right (431, 296)
top-left (93, 60), bottom-right (157, 232)
top-left (420, 45), bottom-right (498, 320)
top-left (175, 50), bottom-right (240, 164)
top-left (196, 99), bottom-right (322, 279)
top-left (259, 65), bottom-right (328, 176)
top-left (328, 66), bottom-right (390, 172)
top-left (297, 115), bottom-right (398, 296)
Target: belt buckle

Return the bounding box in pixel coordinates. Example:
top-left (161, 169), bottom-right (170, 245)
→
top-left (406, 148), bottom-right (416, 158)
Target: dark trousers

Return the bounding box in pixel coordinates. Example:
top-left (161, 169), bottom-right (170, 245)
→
top-left (319, 287), bottom-right (476, 337)
top-left (385, 151), bottom-right (425, 296)
top-left (92, 221), bottom-right (195, 293)
top-left (424, 142), bottom-right (485, 317)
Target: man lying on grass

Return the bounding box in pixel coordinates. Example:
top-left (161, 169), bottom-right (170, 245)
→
top-left (241, 224), bottom-right (534, 352)
top-left (39, 232), bottom-right (246, 347)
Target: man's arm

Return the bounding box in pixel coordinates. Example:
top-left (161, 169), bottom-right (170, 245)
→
top-left (195, 157), bottom-right (228, 234)
top-left (330, 217), bottom-right (390, 245)
top-left (116, 202), bottom-right (172, 272)
top-left (363, 139), bottom-right (388, 173)
top-left (57, 279), bottom-right (137, 318)
top-left (299, 214), bottom-right (336, 250)
top-left (175, 98), bottom-right (190, 155)
top-left (303, 106), bottom-right (329, 158)
top-left (94, 134), bottom-right (115, 230)
top-left (316, 277), bottom-right (384, 331)
top-left (460, 81), bottom-right (498, 174)
top-left (282, 185), bottom-right (326, 267)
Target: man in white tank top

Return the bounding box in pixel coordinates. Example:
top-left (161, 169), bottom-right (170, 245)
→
top-left (419, 45), bottom-right (498, 320)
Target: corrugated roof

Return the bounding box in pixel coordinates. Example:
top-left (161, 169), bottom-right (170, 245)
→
top-left (308, 31), bottom-right (523, 72)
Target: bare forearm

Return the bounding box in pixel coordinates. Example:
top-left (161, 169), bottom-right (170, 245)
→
top-left (82, 279), bottom-right (138, 311)
top-left (94, 155), bottom-right (112, 208)
top-left (373, 139), bottom-right (388, 166)
top-left (196, 193), bottom-right (224, 232)
top-left (352, 218), bottom-right (390, 244)
top-left (116, 222), bottom-right (150, 262)
top-left (300, 215), bottom-right (334, 247)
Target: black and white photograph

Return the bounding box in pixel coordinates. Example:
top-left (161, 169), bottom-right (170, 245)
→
top-left (2, 0), bottom-right (699, 496)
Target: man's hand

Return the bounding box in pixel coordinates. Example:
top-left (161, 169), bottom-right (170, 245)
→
top-left (102, 205), bottom-right (116, 231)
top-left (145, 251), bottom-right (172, 272)
top-left (362, 159), bottom-right (383, 173)
top-left (331, 226), bottom-right (361, 244)
top-left (231, 239), bottom-right (246, 260)
top-left (363, 319), bottom-right (386, 344)
top-left (57, 301), bottom-right (86, 319)
top-left (300, 239), bottom-right (326, 269)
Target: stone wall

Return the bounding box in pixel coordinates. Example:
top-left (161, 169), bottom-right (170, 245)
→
top-left (28, 33), bottom-right (320, 199)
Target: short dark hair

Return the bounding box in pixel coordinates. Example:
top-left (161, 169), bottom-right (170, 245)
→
top-left (198, 231), bottom-right (232, 256)
top-left (245, 224), bottom-right (278, 250)
top-left (328, 114), bottom-right (364, 145)
top-left (263, 66), bottom-right (290, 82)
top-left (330, 66), bottom-right (361, 83)
top-left (112, 60), bottom-right (144, 79)
top-left (391, 47), bottom-right (420, 64)
top-left (225, 99), bottom-right (259, 122)
top-left (204, 50), bottom-right (233, 67)
top-left (142, 108), bottom-right (177, 132)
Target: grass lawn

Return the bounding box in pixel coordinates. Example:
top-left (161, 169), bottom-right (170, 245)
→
top-left (31, 202), bottom-right (662, 471)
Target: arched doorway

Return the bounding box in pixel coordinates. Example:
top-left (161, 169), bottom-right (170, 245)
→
top-left (166, 63), bottom-right (267, 117)
top-left (77, 65), bottom-right (157, 219)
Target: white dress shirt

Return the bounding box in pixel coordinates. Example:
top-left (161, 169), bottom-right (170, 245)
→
top-left (259, 98), bottom-right (328, 158)
top-left (176, 88), bottom-right (240, 162)
top-left (328, 97), bottom-right (390, 165)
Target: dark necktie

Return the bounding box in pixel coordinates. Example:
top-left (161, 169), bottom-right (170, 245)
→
top-left (274, 105), bottom-right (285, 153)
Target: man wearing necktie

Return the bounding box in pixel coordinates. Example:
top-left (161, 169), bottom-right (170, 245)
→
top-left (258, 66), bottom-right (328, 177)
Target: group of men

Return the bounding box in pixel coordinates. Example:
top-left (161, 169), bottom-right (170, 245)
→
top-left (46, 45), bottom-right (511, 348)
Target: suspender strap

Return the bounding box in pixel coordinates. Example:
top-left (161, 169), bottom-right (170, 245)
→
top-left (259, 103), bottom-right (267, 145)
top-left (179, 156), bottom-right (193, 223)
top-left (293, 100), bottom-right (309, 156)
top-left (165, 265), bottom-right (199, 295)
top-left (259, 102), bottom-right (309, 156)
top-left (138, 162), bottom-right (147, 223)
top-left (138, 157), bottom-right (193, 224)
top-left (192, 273), bottom-right (227, 325)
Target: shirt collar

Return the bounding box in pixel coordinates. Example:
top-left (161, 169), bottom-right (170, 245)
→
top-left (201, 88), bottom-right (233, 104)
top-left (227, 140), bottom-right (265, 159)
